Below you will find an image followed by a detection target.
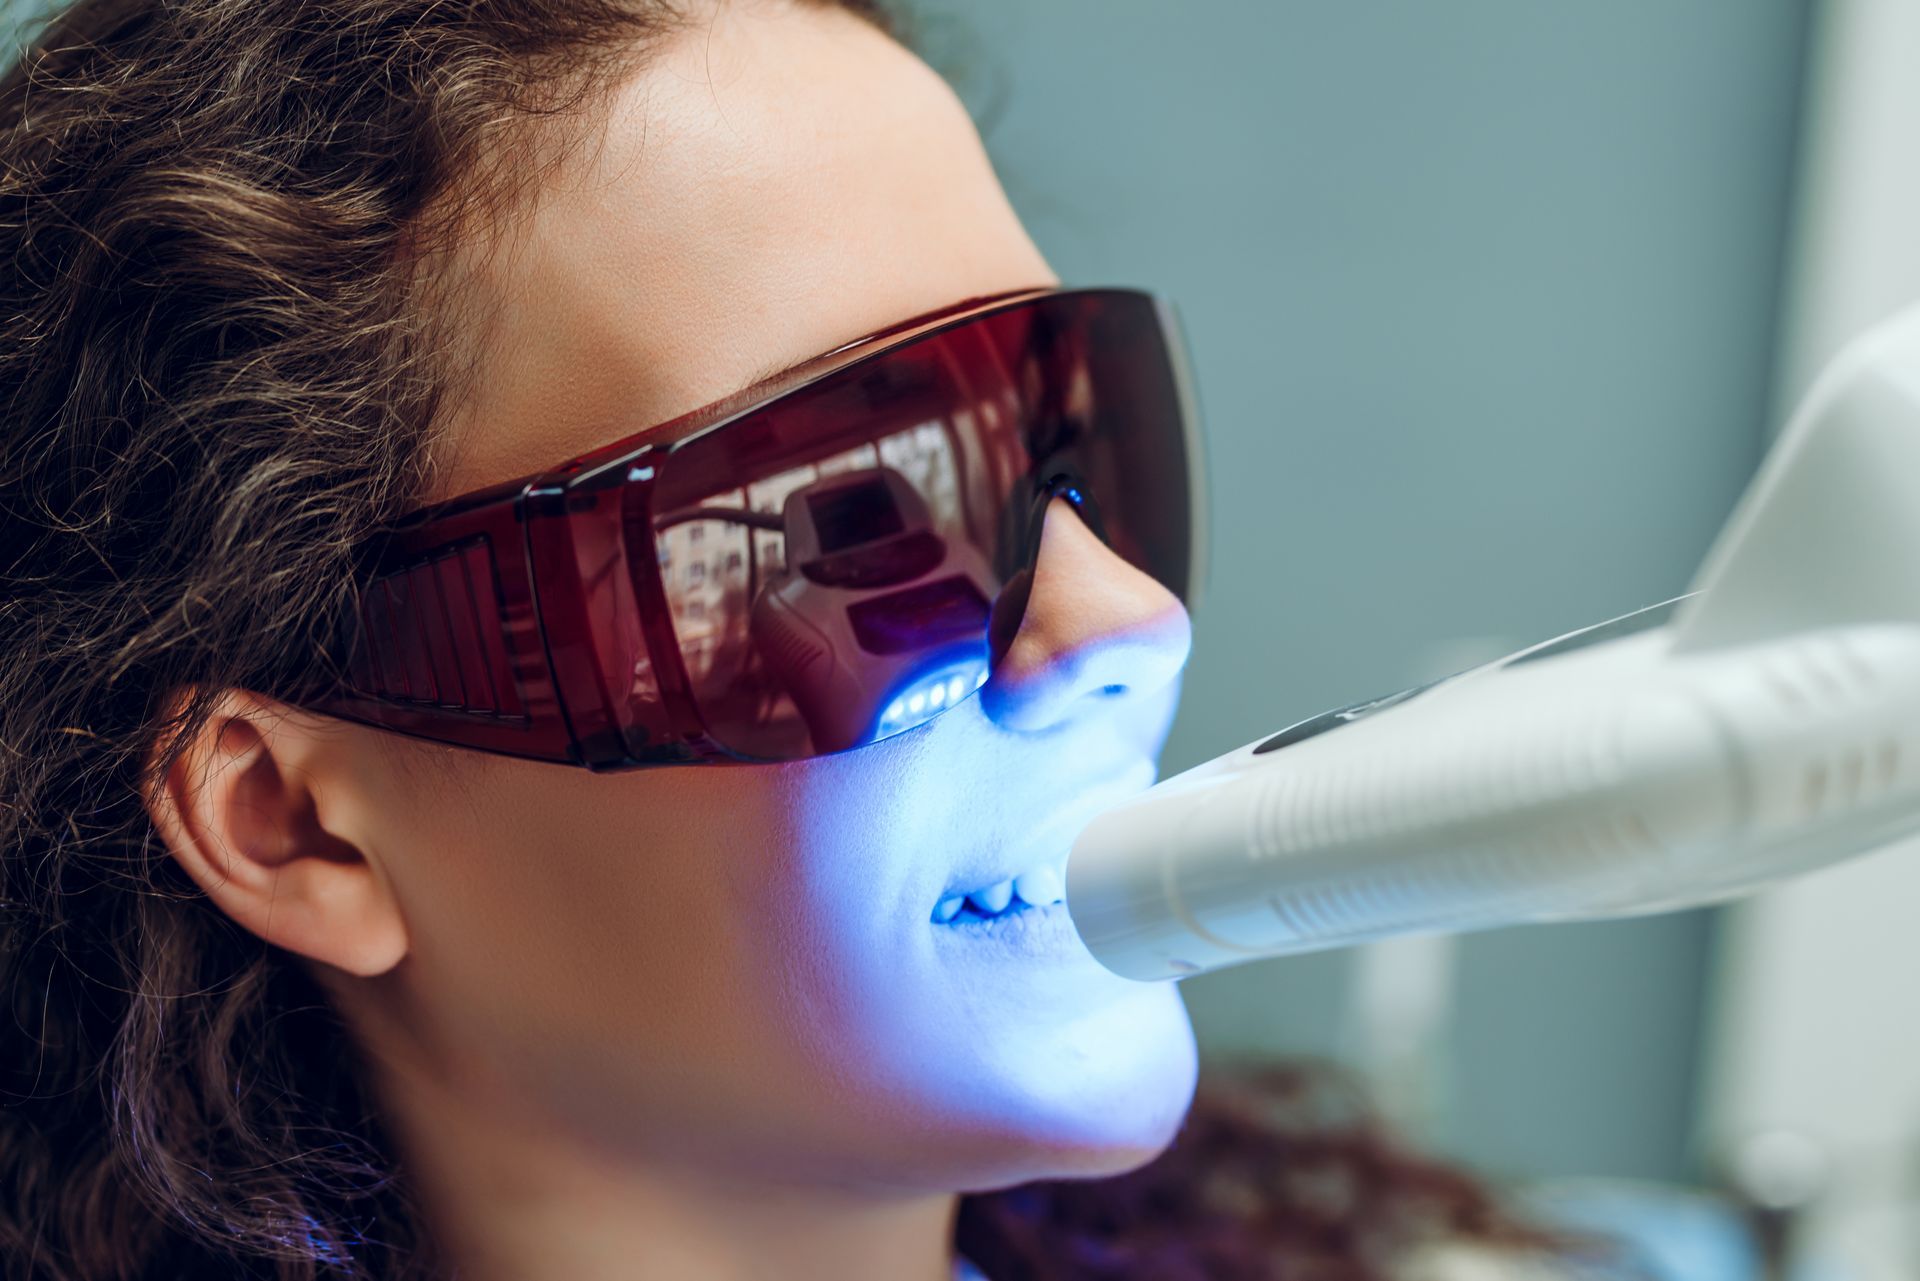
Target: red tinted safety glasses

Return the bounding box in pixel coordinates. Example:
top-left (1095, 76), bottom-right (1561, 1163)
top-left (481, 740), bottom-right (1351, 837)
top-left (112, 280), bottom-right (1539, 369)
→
top-left (294, 287), bottom-right (1207, 769)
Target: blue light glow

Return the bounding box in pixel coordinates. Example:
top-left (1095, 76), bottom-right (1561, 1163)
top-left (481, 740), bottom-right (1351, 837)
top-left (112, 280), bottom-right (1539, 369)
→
top-left (872, 652), bottom-right (994, 740)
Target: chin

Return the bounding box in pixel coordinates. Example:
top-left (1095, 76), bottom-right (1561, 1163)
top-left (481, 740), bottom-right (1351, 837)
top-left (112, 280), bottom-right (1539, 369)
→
top-left (936, 987), bottom-right (1201, 1192)
top-left (945, 1087), bottom-right (1197, 1194)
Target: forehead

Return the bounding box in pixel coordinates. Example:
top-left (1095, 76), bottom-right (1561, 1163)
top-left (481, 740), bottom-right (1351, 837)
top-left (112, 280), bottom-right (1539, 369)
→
top-left (429, 1), bottom-right (1054, 501)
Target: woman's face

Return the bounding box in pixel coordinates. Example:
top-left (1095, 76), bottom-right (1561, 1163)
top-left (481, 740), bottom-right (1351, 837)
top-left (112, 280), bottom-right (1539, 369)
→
top-left (311, 0), bottom-right (1197, 1194)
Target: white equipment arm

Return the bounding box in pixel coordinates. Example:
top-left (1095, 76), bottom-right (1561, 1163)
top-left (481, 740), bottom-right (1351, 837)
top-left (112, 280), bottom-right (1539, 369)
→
top-left (1066, 300), bottom-right (1920, 982)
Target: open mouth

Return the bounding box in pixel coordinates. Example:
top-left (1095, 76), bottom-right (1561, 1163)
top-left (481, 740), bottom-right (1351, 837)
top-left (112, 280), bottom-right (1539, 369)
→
top-left (931, 859), bottom-right (1066, 924)
top-left (929, 759), bottom-right (1157, 933)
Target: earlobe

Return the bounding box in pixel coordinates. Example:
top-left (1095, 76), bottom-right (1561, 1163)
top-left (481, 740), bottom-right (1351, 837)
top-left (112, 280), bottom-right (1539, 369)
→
top-left (144, 688), bottom-right (409, 978)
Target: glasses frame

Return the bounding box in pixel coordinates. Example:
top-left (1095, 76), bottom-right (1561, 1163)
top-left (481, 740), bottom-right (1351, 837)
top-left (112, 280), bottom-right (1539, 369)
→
top-left (297, 285), bottom-right (1208, 770)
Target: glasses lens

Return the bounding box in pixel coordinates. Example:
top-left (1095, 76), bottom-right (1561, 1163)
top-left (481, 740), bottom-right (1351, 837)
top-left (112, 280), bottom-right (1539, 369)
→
top-left (639, 289), bottom-right (1197, 760)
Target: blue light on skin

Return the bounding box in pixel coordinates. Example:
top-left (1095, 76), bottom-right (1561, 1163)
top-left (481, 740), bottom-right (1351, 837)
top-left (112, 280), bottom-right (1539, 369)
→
top-left (766, 497), bottom-right (1198, 1191)
top-left (778, 633), bottom-right (1197, 1191)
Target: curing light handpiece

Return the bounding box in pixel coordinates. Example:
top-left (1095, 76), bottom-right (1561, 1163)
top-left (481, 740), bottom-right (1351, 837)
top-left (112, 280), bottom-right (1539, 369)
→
top-left (1066, 300), bottom-right (1920, 983)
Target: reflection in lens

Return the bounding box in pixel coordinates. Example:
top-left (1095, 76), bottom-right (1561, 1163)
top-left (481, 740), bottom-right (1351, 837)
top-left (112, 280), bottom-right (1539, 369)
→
top-left (658, 421), bottom-right (1004, 756)
top-left (875, 654), bottom-right (993, 739)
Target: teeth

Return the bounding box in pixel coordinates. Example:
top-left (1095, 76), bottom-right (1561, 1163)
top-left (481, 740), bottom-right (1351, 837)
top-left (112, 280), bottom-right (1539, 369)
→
top-left (937, 861), bottom-right (1069, 924)
top-left (1013, 865), bottom-right (1064, 907)
top-left (968, 879), bottom-right (1014, 916)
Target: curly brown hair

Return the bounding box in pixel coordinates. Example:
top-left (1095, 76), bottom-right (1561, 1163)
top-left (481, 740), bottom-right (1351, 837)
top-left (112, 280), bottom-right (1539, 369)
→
top-left (0, 2), bottom-right (1591, 1277)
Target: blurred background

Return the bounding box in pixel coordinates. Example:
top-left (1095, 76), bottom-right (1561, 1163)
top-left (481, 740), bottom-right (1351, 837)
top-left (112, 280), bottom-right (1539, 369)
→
top-left (902, 1), bottom-right (1920, 1278)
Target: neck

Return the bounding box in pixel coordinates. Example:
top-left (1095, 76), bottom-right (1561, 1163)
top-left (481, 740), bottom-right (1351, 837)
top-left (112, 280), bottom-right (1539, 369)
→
top-left (361, 1038), bottom-right (960, 1281)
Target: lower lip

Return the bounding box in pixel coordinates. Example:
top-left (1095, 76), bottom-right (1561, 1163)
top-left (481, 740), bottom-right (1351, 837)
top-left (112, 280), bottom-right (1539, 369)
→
top-left (931, 898), bottom-right (1084, 960)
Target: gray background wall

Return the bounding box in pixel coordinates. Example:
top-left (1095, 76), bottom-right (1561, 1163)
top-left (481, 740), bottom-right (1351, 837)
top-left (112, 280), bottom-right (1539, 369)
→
top-left (908, 0), bottom-right (1812, 1184)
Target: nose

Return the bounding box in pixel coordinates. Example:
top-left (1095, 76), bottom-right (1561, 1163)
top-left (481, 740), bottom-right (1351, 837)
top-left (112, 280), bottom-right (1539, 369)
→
top-left (980, 496), bottom-right (1192, 733)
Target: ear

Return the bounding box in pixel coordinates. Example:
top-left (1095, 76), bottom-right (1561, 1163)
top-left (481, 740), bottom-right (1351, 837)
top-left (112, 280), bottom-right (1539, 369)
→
top-left (144, 687), bottom-right (409, 978)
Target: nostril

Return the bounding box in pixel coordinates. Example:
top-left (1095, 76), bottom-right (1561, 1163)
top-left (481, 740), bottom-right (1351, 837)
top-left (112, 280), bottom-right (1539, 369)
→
top-left (1102, 683), bottom-right (1126, 696)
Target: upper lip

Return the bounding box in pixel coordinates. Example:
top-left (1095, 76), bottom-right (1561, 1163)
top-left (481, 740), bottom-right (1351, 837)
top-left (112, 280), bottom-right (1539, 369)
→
top-left (937, 760), bottom-right (1157, 900)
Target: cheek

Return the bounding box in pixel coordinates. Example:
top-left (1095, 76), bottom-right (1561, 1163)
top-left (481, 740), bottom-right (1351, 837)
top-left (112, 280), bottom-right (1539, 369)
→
top-left (379, 753), bottom-right (957, 1165)
top-left (379, 763), bottom-right (810, 1134)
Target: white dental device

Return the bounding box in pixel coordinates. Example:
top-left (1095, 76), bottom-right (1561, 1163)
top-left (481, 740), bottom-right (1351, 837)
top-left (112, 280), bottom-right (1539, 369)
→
top-left (1066, 299), bottom-right (1920, 983)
